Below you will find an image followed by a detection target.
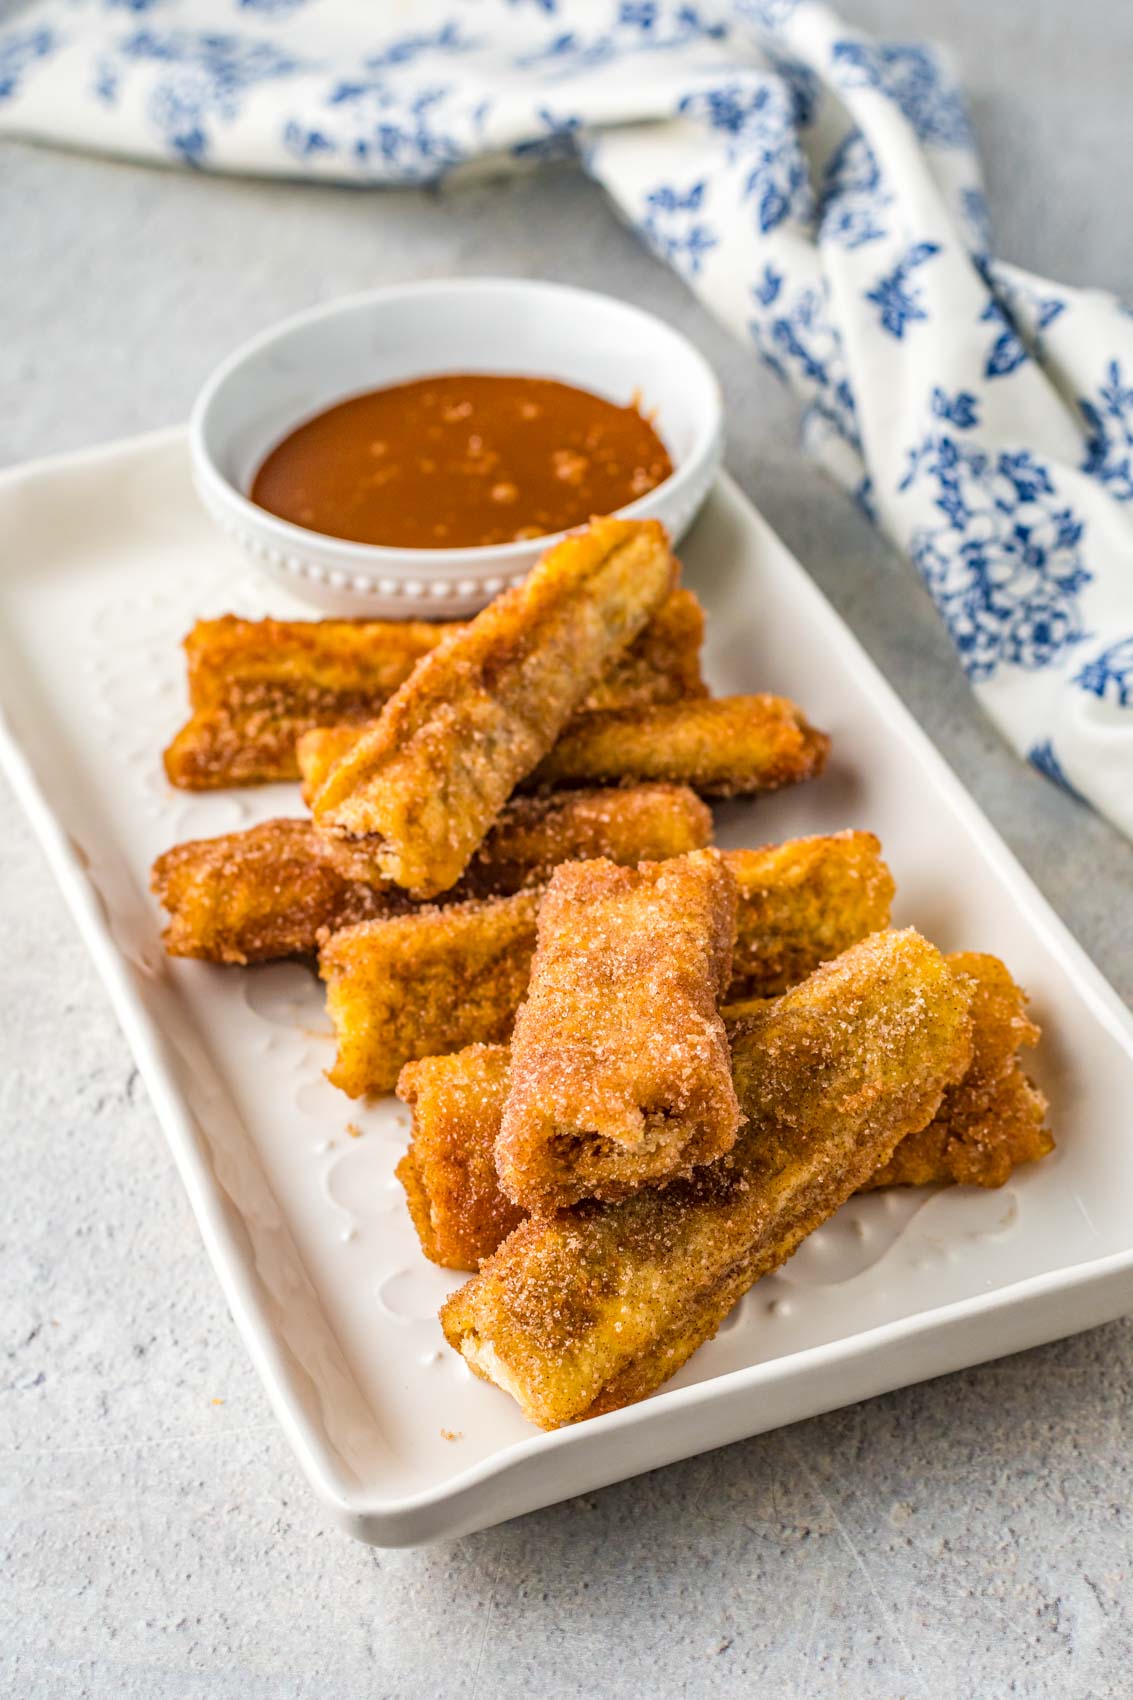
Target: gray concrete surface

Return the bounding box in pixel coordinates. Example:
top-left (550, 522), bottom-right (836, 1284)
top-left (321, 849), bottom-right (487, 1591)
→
top-left (2, 3), bottom-right (1132, 1695)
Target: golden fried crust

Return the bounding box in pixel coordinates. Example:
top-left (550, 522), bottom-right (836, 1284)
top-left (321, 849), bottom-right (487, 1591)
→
top-left (727, 830), bottom-right (894, 998)
top-left (151, 785), bottom-right (712, 964)
top-left (164, 590), bottom-right (705, 791)
top-left (396, 1045), bottom-right (513, 1269)
top-left (455, 784), bottom-right (713, 903)
top-left (297, 725), bottom-right (368, 806)
top-left (320, 891), bottom-right (542, 1098)
top-left (183, 615), bottom-right (449, 714)
top-left (440, 930), bottom-right (973, 1428)
top-left (863, 951), bottom-right (1051, 1188)
top-left (529, 694), bottom-right (829, 796)
top-left (581, 587), bottom-right (706, 711)
top-left (164, 615), bottom-right (458, 789)
top-left (299, 680), bottom-right (827, 813)
top-left (312, 518), bottom-right (678, 896)
top-left (395, 950), bottom-right (1053, 1272)
top-left (497, 851), bottom-right (741, 1212)
top-left (150, 819), bottom-right (405, 964)
top-left (325, 833), bottom-right (892, 1097)
top-left (395, 1146), bottom-right (442, 1263)
top-left (397, 1046), bottom-right (526, 1270)
top-left (867, 1066), bottom-right (1050, 1189)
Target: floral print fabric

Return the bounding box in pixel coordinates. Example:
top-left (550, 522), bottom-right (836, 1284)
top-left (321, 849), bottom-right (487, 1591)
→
top-left (3, 0), bottom-right (1130, 834)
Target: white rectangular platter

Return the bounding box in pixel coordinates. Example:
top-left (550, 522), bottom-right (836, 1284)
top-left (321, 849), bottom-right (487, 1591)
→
top-left (4, 427), bottom-right (1133, 1548)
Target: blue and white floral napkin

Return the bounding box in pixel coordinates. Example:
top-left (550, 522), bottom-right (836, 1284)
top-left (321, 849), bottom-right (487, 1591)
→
top-left (4, 0), bottom-right (1131, 838)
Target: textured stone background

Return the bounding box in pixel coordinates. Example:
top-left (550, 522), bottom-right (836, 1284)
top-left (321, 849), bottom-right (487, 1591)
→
top-left (3, 3), bottom-right (1133, 1695)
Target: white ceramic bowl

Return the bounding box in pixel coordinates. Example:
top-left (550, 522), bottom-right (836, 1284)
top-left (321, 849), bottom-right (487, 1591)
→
top-left (189, 278), bottom-right (724, 618)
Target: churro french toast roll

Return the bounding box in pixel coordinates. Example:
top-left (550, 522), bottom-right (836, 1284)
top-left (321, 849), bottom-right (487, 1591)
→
top-left (299, 683), bottom-right (827, 811)
top-left (151, 818), bottom-right (410, 965)
top-left (529, 695), bottom-right (829, 797)
top-left (320, 890), bottom-right (541, 1098)
top-left (451, 784), bottom-right (712, 905)
top-left (397, 1046), bottom-right (526, 1271)
top-left (397, 1045), bottom-right (515, 1269)
top-left (496, 850), bottom-right (742, 1212)
top-left (864, 951), bottom-right (1052, 1189)
top-left (325, 833), bottom-right (893, 1098)
top-left (440, 930), bottom-right (973, 1428)
top-left (164, 614), bottom-right (459, 789)
top-left (313, 517), bottom-right (678, 896)
top-left (165, 589), bottom-right (705, 790)
top-left (727, 831), bottom-right (893, 999)
top-left (398, 951), bottom-right (1051, 1272)
top-left (151, 785), bottom-right (712, 964)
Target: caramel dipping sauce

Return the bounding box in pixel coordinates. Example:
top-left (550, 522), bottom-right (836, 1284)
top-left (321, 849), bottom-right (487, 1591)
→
top-left (249, 374), bottom-right (674, 550)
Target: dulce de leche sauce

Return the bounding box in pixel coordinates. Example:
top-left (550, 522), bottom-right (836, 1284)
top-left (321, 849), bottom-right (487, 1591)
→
top-left (249, 373), bottom-right (673, 550)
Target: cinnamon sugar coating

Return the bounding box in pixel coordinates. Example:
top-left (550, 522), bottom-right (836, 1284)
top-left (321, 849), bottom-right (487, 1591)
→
top-left (312, 517), bottom-right (677, 896)
top-left (164, 588), bottom-right (704, 791)
top-left (452, 784), bottom-right (712, 909)
top-left (151, 785), bottom-right (712, 964)
top-left (299, 687), bottom-right (824, 812)
top-left (325, 833), bottom-right (892, 1099)
top-left (727, 831), bottom-right (893, 998)
top-left (864, 951), bottom-right (1051, 1188)
top-left (320, 890), bottom-right (542, 1098)
top-left (396, 950), bottom-right (1050, 1272)
top-left (163, 613), bottom-right (457, 790)
top-left (298, 725), bottom-right (369, 808)
top-left (496, 851), bottom-right (741, 1212)
top-left (397, 1046), bottom-right (526, 1271)
top-left (151, 818), bottom-right (406, 965)
top-left (529, 694), bottom-right (829, 796)
top-left (440, 929), bottom-right (973, 1428)
top-left (573, 586), bottom-right (706, 710)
